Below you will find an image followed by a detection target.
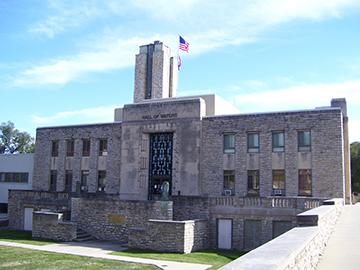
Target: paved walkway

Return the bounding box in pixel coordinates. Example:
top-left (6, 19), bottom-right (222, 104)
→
top-left (317, 203), bottom-right (360, 270)
top-left (0, 240), bottom-right (211, 270)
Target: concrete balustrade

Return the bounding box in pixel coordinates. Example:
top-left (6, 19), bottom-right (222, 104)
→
top-left (220, 199), bottom-right (343, 270)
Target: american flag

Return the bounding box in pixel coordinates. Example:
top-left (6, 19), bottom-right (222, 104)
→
top-left (179, 36), bottom-right (189, 52)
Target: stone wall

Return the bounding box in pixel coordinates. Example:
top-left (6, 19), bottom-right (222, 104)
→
top-left (33, 123), bottom-right (122, 194)
top-left (8, 190), bottom-right (70, 230)
top-left (220, 199), bottom-right (343, 270)
top-left (201, 109), bottom-right (344, 199)
top-left (71, 196), bottom-right (172, 242)
top-left (129, 219), bottom-right (208, 253)
top-left (32, 211), bottom-right (77, 241)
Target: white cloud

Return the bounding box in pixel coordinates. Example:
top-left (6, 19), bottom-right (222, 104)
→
top-left (32, 105), bottom-right (117, 126)
top-left (233, 80), bottom-right (360, 142)
top-left (14, 36), bottom-right (163, 85)
top-left (234, 80), bottom-right (360, 111)
top-left (18, 0), bottom-right (360, 85)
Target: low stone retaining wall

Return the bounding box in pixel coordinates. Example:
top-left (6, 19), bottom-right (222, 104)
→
top-left (8, 190), bottom-right (71, 230)
top-left (33, 211), bottom-right (77, 242)
top-left (220, 198), bottom-right (343, 270)
top-left (71, 196), bottom-right (173, 243)
top-left (129, 219), bottom-right (208, 253)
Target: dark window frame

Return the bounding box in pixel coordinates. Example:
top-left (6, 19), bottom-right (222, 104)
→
top-left (247, 170), bottom-right (260, 196)
top-left (82, 139), bottom-right (91, 156)
top-left (66, 139), bottom-right (75, 157)
top-left (64, 170), bottom-right (72, 192)
top-left (272, 131), bottom-right (285, 152)
top-left (298, 169), bottom-right (312, 196)
top-left (97, 170), bottom-right (106, 192)
top-left (247, 132), bottom-right (260, 153)
top-left (298, 130), bottom-right (311, 152)
top-left (99, 139), bottom-right (108, 156)
top-left (51, 140), bottom-right (59, 157)
top-left (0, 172), bottom-right (29, 183)
top-left (223, 170), bottom-right (235, 195)
top-left (49, 170), bottom-right (57, 192)
top-left (223, 133), bottom-right (235, 154)
top-left (272, 170), bottom-right (286, 196)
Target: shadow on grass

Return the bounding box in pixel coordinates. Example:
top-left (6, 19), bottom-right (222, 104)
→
top-left (0, 230), bottom-right (58, 245)
top-left (112, 248), bottom-right (246, 270)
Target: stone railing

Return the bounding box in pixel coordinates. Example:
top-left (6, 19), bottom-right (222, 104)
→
top-left (220, 198), bottom-right (343, 270)
top-left (211, 196), bottom-right (322, 210)
top-left (32, 211), bottom-right (77, 242)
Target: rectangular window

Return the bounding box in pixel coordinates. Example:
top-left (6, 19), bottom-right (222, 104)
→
top-left (247, 170), bottom-right (259, 196)
top-left (272, 131), bottom-right (285, 152)
top-left (97, 170), bottom-right (106, 192)
top-left (223, 134), bottom-right (235, 154)
top-left (0, 172), bottom-right (29, 183)
top-left (82, 139), bottom-right (90, 156)
top-left (65, 170), bottom-right (72, 192)
top-left (272, 170), bottom-right (285, 196)
top-left (223, 170), bottom-right (235, 195)
top-left (298, 130), bottom-right (311, 152)
top-left (299, 169), bottom-right (312, 196)
top-left (81, 170), bottom-right (89, 189)
top-left (49, 170), bottom-right (57, 191)
top-left (66, 139), bottom-right (74, 156)
top-left (99, 139), bottom-right (108, 156)
top-left (51, 140), bottom-right (59, 157)
top-left (247, 133), bottom-right (259, 153)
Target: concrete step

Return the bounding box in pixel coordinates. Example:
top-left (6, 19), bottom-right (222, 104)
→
top-left (75, 228), bottom-right (95, 242)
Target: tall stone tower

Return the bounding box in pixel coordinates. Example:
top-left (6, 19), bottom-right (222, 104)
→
top-left (133, 41), bottom-right (177, 103)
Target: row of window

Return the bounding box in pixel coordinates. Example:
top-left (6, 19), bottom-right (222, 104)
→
top-left (51, 139), bottom-right (108, 157)
top-left (0, 172), bottom-right (29, 183)
top-left (223, 130), bottom-right (311, 153)
top-left (49, 170), bottom-right (107, 192)
top-left (223, 169), bottom-right (312, 196)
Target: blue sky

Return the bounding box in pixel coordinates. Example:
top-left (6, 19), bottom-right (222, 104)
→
top-left (1, 0), bottom-right (360, 142)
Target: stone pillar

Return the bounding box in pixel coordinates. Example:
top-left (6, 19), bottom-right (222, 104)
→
top-left (133, 41), bottom-right (177, 103)
top-left (331, 98), bottom-right (351, 204)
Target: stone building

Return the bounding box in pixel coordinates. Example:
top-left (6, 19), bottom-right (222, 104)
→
top-left (8, 41), bottom-right (351, 252)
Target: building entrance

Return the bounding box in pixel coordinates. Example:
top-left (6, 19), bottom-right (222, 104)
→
top-left (148, 133), bottom-right (173, 200)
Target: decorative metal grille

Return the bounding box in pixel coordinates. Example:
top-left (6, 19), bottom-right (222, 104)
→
top-left (150, 133), bottom-right (173, 176)
top-left (149, 133), bottom-right (173, 199)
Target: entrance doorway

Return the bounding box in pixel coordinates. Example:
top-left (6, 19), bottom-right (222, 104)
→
top-left (24, 207), bottom-right (33, 231)
top-left (148, 133), bottom-right (173, 200)
top-left (218, 219), bottom-right (232, 249)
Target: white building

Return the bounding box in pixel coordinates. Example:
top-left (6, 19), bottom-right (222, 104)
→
top-left (0, 154), bottom-right (34, 213)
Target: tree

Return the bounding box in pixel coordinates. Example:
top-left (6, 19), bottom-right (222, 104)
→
top-left (0, 121), bottom-right (34, 154)
top-left (351, 142), bottom-right (360, 193)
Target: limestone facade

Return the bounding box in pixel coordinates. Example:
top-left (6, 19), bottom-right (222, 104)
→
top-left (7, 41), bottom-right (351, 252)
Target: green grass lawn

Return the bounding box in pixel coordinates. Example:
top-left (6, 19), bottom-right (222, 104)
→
top-left (0, 230), bottom-right (57, 246)
top-left (112, 249), bottom-right (246, 270)
top-left (0, 246), bottom-right (158, 270)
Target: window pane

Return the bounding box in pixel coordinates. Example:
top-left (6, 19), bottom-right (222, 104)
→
top-left (248, 133), bottom-right (259, 152)
top-left (50, 170), bottom-right (57, 191)
top-left (223, 170), bottom-right (235, 195)
top-left (298, 131), bottom-right (311, 151)
top-left (98, 170), bottom-right (106, 192)
top-left (224, 134), bottom-right (235, 153)
top-left (247, 170), bottom-right (259, 196)
top-left (66, 140), bottom-right (74, 156)
top-left (272, 170), bottom-right (285, 195)
top-left (272, 132), bottom-right (284, 151)
top-left (51, 141), bottom-right (59, 157)
top-left (99, 139), bottom-right (108, 156)
top-left (299, 169), bottom-right (312, 196)
top-left (82, 139), bottom-right (90, 156)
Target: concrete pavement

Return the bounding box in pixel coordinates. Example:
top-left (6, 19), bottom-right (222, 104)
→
top-left (0, 240), bottom-right (211, 270)
top-left (317, 203), bottom-right (360, 270)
